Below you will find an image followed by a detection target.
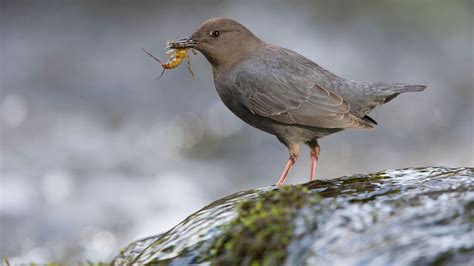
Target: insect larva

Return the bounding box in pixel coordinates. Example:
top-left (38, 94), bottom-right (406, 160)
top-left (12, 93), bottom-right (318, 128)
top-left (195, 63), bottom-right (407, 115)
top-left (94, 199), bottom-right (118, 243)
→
top-left (142, 48), bottom-right (195, 79)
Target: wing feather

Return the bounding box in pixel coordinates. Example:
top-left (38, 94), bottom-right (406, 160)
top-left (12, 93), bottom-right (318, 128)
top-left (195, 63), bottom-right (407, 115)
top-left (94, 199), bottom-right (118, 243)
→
top-left (233, 63), bottom-right (373, 129)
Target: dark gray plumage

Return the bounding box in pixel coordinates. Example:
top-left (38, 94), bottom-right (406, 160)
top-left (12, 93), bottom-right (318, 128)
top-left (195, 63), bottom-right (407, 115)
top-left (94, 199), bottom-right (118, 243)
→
top-left (168, 18), bottom-right (426, 186)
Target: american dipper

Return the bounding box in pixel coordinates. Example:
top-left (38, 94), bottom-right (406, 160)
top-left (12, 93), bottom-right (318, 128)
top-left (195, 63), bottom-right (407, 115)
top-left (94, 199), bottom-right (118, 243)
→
top-left (168, 18), bottom-right (426, 187)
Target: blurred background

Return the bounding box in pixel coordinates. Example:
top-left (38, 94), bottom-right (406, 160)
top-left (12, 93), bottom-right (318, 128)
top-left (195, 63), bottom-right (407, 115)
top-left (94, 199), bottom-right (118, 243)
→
top-left (1, 0), bottom-right (472, 263)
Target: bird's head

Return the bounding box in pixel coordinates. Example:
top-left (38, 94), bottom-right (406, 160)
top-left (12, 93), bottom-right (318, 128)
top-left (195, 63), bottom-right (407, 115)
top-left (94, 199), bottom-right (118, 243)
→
top-left (168, 18), bottom-right (263, 68)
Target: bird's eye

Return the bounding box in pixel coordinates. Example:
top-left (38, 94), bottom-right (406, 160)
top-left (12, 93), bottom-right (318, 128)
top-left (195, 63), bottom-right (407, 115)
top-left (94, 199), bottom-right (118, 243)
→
top-left (210, 30), bottom-right (220, 38)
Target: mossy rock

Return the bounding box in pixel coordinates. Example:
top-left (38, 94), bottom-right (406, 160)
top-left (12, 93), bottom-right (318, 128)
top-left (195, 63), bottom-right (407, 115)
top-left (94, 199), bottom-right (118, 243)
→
top-left (113, 167), bottom-right (474, 265)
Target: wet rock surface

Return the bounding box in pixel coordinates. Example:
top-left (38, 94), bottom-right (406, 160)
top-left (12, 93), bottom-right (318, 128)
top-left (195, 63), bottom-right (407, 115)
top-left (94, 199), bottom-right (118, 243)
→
top-left (113, 167), bottom-right (474, 265)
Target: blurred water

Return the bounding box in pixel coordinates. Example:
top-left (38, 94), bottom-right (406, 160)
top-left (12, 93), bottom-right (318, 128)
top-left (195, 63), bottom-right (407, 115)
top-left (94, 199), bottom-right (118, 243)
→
top-left (0, 0), bottom-right (473, 263)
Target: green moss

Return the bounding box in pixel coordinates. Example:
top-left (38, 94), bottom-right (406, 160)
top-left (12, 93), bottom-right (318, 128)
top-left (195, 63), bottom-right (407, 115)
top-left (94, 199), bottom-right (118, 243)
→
top-left (204, 185), bottom-right (321, 266)
top-left (339, 172), bottom-right (389, 185)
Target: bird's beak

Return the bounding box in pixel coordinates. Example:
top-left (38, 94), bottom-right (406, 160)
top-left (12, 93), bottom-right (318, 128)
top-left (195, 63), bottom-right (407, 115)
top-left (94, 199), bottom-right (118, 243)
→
top-left (167, 36), bottom-right (196, 49)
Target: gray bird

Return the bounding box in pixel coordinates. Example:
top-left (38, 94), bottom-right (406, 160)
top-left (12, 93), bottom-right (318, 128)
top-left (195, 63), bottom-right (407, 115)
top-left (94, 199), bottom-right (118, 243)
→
top-left (167, 18), bottom-right (426, 186)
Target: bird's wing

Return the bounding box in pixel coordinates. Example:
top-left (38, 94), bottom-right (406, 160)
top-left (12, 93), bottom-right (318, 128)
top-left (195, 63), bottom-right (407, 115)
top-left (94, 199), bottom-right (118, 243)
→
top-left (232, 61), bottom-right (374, 129)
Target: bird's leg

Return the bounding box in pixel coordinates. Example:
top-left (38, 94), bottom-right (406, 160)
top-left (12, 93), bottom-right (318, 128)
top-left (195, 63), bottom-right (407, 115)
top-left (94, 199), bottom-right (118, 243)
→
top-left (308, 140), bottom-right (320, 182)
top-left (276, 144), bottom-right (300, 187)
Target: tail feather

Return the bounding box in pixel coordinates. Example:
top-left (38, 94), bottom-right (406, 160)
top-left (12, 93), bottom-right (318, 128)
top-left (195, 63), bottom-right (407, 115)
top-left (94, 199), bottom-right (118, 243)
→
top-left (383, 83), bottom-right (427, 103)
top-left (391, 83), bottom-right (427, 93)
top-left (347, 81), bottom-right (427, 117)
top-left (400, 84), bottom-right (426, 92)
top-left (363, 115), bottom-right (378, 125)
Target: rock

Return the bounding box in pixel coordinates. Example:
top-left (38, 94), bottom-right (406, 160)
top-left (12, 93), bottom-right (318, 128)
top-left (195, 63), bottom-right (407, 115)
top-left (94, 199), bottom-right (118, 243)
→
top-left (113, 167), bottom-right (474, 265)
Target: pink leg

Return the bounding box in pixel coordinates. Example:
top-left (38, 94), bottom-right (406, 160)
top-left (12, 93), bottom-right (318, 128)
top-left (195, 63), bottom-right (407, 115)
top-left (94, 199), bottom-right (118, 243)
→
top-left (276, 144), bottom-right (300, 187)
top-left (309, 142), bottom-right (320, 182)
top-left (276, 157), bottom-right (295, 187)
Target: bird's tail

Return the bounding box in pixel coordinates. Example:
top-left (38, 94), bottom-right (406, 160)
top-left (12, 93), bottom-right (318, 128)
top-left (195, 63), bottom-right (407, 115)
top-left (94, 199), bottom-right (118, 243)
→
top-left (376, 83), bottom-right (427, 103)
top-left (389, 83), bottom-right (427, 93)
